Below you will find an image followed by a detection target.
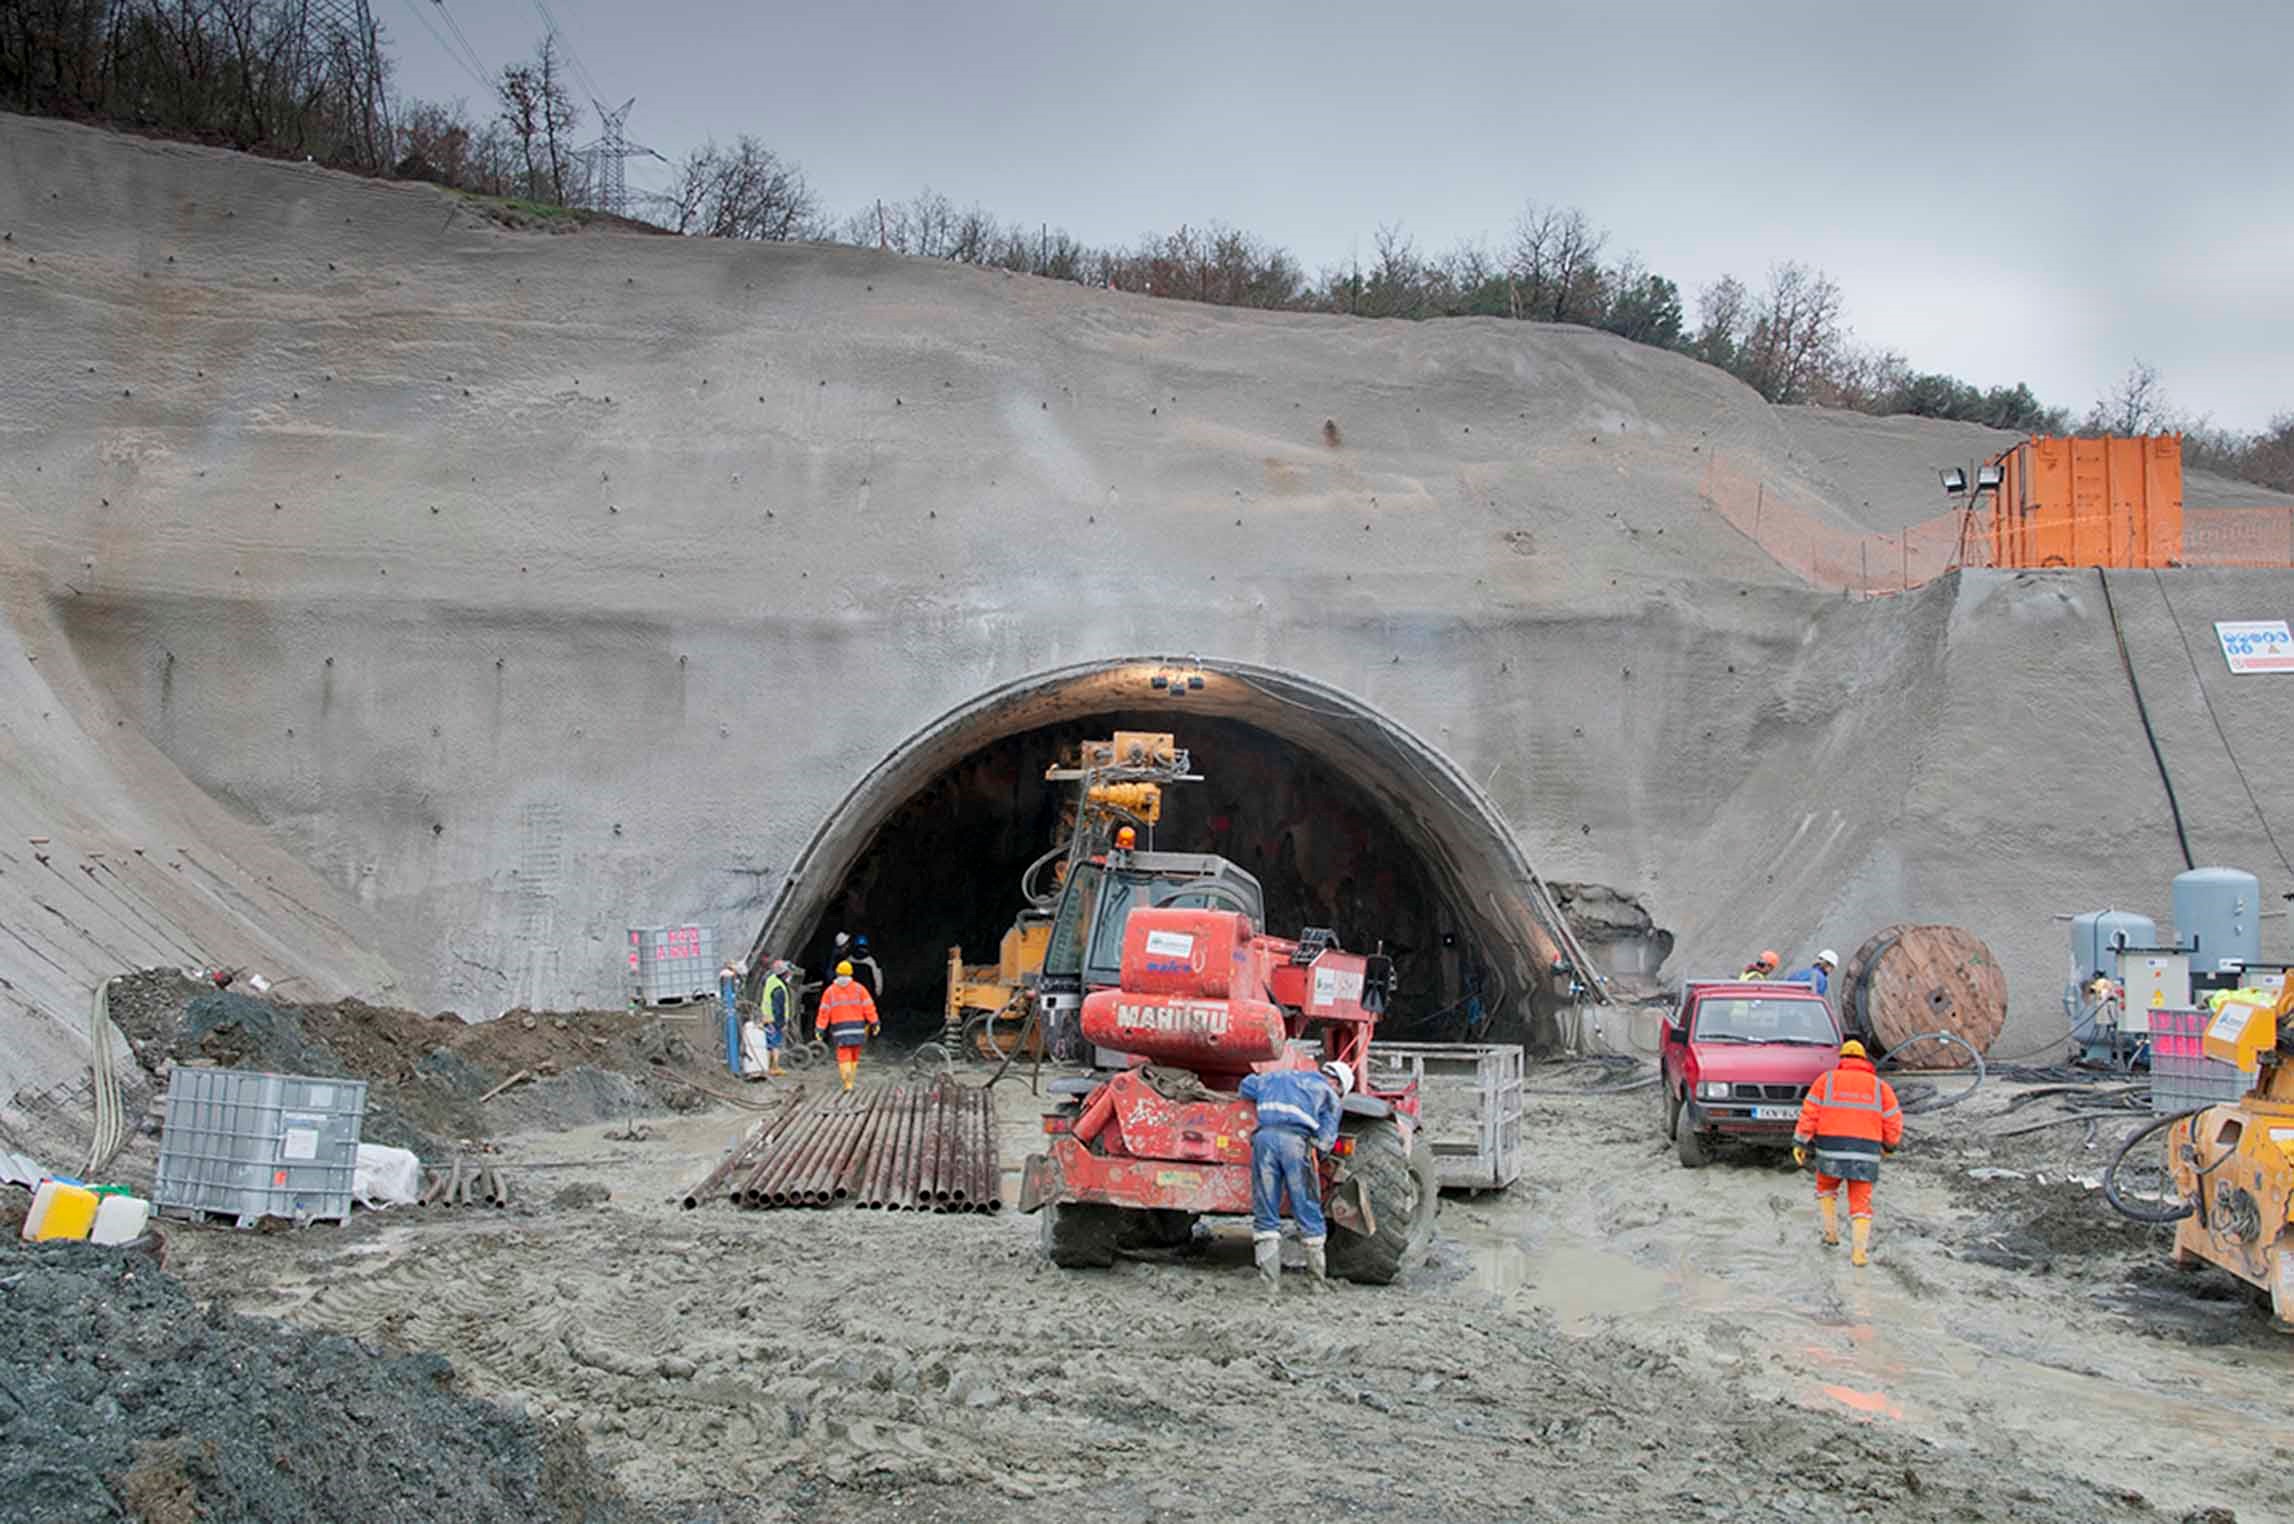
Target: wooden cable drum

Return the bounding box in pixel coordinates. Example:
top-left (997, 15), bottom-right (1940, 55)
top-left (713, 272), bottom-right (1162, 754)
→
top-left (1840, 924), bottom-right (2006, 1069)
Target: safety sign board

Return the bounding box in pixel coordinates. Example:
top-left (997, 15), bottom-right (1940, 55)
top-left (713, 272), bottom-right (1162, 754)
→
top-left (2214, 620), bottom-right (2294, 674)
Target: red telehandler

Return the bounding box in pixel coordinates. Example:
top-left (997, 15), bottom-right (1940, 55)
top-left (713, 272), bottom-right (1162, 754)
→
top-left (1017, 894), bottom-right (1441, 1284)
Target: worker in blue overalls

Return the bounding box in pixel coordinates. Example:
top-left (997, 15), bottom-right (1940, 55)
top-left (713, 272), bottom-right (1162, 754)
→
top-left (1239, 1059), bottom-right (1352, 1293)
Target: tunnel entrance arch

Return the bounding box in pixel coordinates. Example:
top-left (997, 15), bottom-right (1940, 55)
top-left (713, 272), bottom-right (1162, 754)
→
top-left (746, 658), bottom-right (1597, 1044)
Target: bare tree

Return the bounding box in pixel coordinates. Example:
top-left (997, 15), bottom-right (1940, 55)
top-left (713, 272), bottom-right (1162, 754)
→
top-left (1735, 262), bottom-right (1846, 404)
top-left (1543, 208), bottom-right (1607, 324)
top-left (2083, 359), bottom-right (2176, 435)
top-left (1506, 202), bottom-right (1607, 324)
top-left (660, 136), bottom-right (819, 239)
top-left (496, 37), bottom-right (578, 202)
top-left (1692, 275), bottom-right (1750, 369)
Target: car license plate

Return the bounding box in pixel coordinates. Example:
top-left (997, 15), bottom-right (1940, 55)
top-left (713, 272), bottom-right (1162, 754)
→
top-left (1751, 1106), bottom-right (1797, 1121)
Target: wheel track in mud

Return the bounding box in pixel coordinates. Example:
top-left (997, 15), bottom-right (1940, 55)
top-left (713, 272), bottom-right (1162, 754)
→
top-left (161, 1151), bottom-right (2199, 1524)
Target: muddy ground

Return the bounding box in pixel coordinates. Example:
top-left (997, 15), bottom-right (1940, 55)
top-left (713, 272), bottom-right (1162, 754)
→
top-left (133, 1050), bottom-right (2293, 1523)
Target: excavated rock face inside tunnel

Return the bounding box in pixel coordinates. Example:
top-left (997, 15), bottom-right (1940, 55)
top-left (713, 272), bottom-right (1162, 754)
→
top-left (795, 712), bottom-right (1494, 1035)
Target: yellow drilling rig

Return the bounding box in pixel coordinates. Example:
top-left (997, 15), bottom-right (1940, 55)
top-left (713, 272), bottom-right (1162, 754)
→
top-left (2109, 981), bottom-right (2294, 1325)
top-left (941, 732), bottom-right (1198, 1060)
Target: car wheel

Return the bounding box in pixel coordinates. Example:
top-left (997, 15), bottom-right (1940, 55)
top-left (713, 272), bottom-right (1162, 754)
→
top-left (1675, 1112), bottom-right (1710, 1169)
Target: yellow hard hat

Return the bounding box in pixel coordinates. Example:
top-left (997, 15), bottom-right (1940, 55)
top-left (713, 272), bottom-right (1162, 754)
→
top-left (835, 960), bottom-right (854, 977)
top-left (1839, 1039), bottom-right (1867, 1059)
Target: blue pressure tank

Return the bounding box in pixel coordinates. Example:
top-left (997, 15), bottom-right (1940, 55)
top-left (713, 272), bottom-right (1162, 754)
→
top-left (2172, 867), bottom-right (2262, 974)
top-left (2069, 909), bottom-right (2159, 986)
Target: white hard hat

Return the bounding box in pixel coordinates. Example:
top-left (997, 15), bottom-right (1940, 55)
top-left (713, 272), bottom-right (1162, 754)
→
top-left (1321, 1060), bottom-right (1355, 1096)
top-left (1817, 949), bottom-right (1839, 967)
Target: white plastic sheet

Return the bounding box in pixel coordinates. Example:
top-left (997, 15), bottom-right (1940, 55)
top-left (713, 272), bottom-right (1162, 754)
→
top-left (352, 1143), bottom-right (423, 1208)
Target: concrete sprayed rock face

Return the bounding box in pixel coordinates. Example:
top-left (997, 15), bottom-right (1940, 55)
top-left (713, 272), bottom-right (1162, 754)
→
top-left (3, 113), bottom-right (2290, 1143)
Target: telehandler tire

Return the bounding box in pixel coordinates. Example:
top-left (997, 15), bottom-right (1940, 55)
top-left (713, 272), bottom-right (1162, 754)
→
top-left (1117, 1208), bottom-right (1198, 1252)
top-left (1327, 1120), bottom-right (1439, 1286)
top-left (1040, 1202), bottom-right (1119, 1269)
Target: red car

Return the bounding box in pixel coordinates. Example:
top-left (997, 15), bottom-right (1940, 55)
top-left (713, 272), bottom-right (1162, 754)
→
top-left (1659, 980), bottom-right (1843, 1167)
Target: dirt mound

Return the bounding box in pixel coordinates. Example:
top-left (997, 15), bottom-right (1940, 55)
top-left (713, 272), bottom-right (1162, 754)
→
top-left (106, 970), bottom-right (719, 1157)
top-left (0, 1238), bottom-right (627, 1523)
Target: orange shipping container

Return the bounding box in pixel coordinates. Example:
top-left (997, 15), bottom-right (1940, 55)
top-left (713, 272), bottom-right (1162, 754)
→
top-left (1988, 435), bottom-right (2182, 569)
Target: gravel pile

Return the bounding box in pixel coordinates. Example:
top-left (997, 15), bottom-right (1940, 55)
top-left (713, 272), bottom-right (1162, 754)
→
top-left (0, 1238), bottom-right (628, 1523)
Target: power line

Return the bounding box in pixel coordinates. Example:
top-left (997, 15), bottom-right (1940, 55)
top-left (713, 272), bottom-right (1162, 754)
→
top-left (397, 0), bottom-right (491, 94)
top-left (2150, 569), bottom-right (2294, 881)
top-left (527, 0), bottom-right (606, 106)
top-left (431, 1), bottom-right (496, 90)
top-left (2099, 569), bottom-right (2193, 871)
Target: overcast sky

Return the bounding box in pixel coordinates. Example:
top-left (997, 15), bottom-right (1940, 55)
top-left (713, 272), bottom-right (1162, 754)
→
top-left (390, 0), bottom-right (2291, 429)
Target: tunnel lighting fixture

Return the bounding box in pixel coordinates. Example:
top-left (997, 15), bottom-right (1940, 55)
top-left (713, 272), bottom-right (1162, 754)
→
top-left (1150, 674), bottom-right (1169, 689)
top-left (1975, 464), bottom-right (2004, 491)
top-left (1939, 467), bottom-right (1969, 495)
top-left (1187, 675), bottom-right (1204, 690)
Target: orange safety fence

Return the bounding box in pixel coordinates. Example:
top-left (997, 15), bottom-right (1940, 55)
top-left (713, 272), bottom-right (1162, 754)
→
top-left (1699, 450), bottom-right (1989, 594)
top-left (2185, 506), bottom-right (2294, 568)
top-left (1701, 452), bottom-right (2294, 593)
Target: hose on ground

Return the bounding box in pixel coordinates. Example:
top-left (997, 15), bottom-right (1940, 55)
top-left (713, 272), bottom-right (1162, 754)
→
top-left (1876, 1030), bottom-right (1985, 1114)
top-left (2102, 1107), bottom-right (2204, 1224)
top-left (84, 977), bottom-right (131, 1178)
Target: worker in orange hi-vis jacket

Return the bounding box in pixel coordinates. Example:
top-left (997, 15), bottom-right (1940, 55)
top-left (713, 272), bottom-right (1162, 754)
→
top-left (1793, 1039), bottom-right (1904, 1267)
top-left (815, 960), bottom-right (879, 1092)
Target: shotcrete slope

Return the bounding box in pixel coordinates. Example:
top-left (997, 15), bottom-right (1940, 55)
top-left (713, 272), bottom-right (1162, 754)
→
top-left (2, 114), bottom-right (2288, 1143)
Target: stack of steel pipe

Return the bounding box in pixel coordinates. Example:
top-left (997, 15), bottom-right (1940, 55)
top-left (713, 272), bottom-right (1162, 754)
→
top-left (721, 1078), bottom-right (1003, 1214)
top-left (678, 1089), bottom-right (807, 1209)
top-left (851, 1076), bottom-right (1002, 1214)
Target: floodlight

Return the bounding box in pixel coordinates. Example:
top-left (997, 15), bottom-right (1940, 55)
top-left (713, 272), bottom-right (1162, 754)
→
top-left (1939, 468), bottom-right (1969, 495)
top-left (1975, 464), bottom-right (2004, 490)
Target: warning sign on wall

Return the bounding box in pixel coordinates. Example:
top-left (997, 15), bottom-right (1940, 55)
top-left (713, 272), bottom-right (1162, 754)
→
top-left (2214, 620), bottom-right (2294, 674)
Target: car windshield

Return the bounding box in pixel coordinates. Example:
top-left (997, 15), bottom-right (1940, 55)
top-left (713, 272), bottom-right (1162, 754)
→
top-left (1694, 997), bottom-right (1836, 1045)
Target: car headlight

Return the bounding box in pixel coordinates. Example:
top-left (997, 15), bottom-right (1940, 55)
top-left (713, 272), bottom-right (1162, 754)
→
top-left (1697, 1081), bottom-right (1730, 1099)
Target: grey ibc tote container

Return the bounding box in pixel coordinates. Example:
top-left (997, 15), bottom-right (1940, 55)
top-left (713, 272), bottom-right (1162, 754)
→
top-left (152, 1067), bottom-right (368, 1226)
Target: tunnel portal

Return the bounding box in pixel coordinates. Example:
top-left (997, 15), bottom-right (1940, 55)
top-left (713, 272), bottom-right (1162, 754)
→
top-left (750, 659), bottom-right (1591, 1046)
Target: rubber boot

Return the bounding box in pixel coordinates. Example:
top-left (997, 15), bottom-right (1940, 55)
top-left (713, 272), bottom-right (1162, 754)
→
top-left (1850, 1217), bottom-right (1871, 1268)
top-left (1818, 1195), bottom-right (1839, 1248)
top-left (1303, 1236), bottom-right (1329, 1289)
top-left (1253, 1233), bottom-right (1281, 1297)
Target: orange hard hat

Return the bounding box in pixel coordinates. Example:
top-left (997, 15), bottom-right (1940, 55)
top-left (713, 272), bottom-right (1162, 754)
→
top-left (1758, 950), bottom-right (1780, 969)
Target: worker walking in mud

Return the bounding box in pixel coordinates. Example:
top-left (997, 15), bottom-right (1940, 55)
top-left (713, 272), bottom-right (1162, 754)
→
top-left (1240, 1060), bottom-right (1352, 1293)
top-left (816, 960), bottom-right (879, 1092)
top-left (1793, 1039), bottom-right (1903, 1267)
top-left (832, 931), bottom-right (884, 997)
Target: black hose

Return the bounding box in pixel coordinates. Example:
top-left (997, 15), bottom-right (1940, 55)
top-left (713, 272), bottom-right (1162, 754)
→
top-left (2102, 1107), bottom-right (2202, 1224)
top-left (1876, 1030), bottom-right (1985, 1113)
top-left (2099, 568), bottom-right (2194, 870)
